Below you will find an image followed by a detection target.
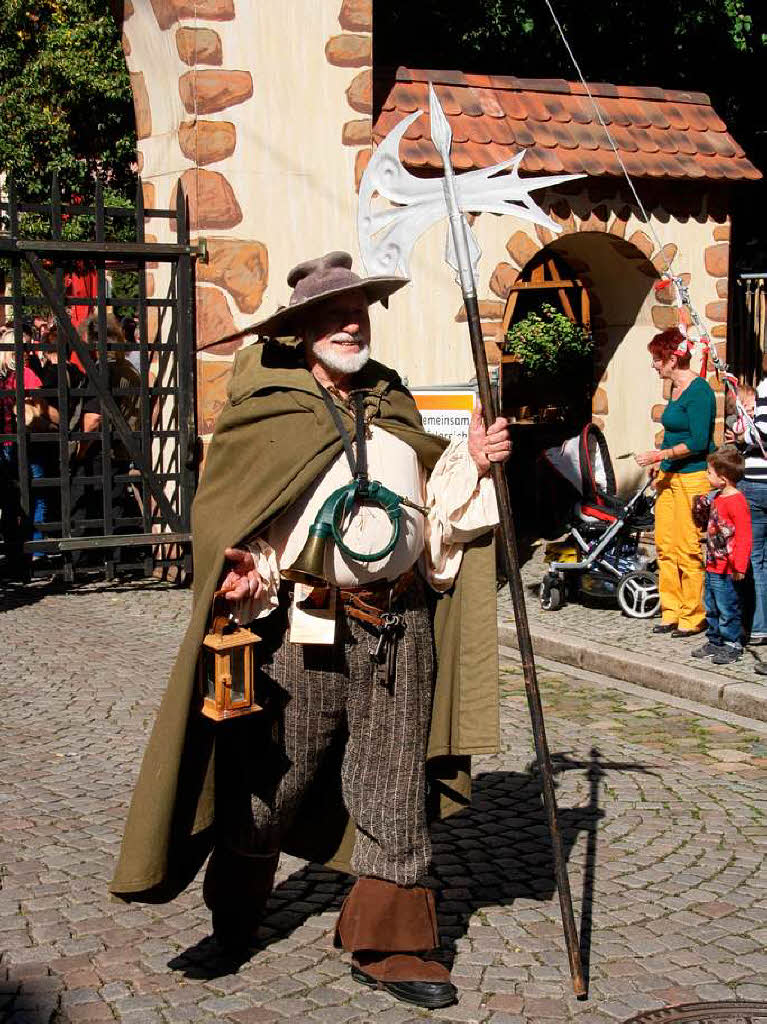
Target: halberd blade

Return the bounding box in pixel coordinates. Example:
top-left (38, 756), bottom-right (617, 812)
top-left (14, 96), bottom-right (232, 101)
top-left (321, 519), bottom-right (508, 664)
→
top-left (429, 84), bottom-right (453, 163)
top-left (357, 94), bottom-right (585, 277)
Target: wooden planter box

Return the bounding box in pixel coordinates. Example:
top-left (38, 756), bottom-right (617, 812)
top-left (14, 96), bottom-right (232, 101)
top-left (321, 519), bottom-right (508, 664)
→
top-left (500, 356), bottom-right (591, 426)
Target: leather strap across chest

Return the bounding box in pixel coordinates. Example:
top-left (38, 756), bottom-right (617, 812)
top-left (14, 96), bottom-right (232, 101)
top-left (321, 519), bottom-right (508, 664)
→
top-left (317, 384), bottom-right (368, 485)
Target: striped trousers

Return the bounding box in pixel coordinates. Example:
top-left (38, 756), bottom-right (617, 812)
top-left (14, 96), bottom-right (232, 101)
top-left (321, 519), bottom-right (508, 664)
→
top-left (217, 579), bottom-right (436, 886)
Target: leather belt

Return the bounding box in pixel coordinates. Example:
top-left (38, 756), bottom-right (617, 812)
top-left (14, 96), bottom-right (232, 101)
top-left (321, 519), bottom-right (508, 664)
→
top-left (338, 568), bottom-right (417, 628)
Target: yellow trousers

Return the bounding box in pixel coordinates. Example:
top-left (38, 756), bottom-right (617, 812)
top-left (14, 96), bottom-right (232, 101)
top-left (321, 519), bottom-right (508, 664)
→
top-left (654, 469), bottom-right (709, 631)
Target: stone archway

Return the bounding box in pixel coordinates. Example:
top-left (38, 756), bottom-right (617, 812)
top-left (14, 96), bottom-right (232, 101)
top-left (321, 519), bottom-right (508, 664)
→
top-left (478, 190), bottom-right (728, 493)
top-left (493, 227), bottom-right (670, 494)
top-left (487, 198), bottom-right (683, 358)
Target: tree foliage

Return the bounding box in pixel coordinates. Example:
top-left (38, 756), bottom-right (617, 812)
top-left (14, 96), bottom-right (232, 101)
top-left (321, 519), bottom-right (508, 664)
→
top-left (376, 1), bottom-right (763, 98)
top-left (0, 0), bottom-right (136, 206)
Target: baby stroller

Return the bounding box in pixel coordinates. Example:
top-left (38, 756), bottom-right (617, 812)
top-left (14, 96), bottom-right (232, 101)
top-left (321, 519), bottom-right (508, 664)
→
top-left (538, 423), bottom-right (659, 618)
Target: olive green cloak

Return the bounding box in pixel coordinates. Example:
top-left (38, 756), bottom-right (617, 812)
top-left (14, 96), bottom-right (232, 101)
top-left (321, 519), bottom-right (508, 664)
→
top-left (109, 342), bottom-right (499, 902)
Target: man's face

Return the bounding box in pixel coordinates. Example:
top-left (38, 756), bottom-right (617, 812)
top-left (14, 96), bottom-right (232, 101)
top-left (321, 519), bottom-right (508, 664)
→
top-left (303, 290), bottom-right (371, 377)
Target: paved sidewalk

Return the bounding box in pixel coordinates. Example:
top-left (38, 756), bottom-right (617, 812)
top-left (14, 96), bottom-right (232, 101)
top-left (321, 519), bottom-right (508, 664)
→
top-left (2, 578), bottom-right (767, 1023)
top-left (499, 547), bottom-right (767, 723)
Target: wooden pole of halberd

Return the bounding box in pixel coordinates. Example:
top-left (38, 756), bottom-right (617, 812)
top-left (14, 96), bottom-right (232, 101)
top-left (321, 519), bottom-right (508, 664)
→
top-left (462, 292), bottom-right (586, 997)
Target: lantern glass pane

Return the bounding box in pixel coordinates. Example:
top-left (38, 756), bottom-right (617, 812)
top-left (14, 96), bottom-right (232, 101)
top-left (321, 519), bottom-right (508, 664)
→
top-left (204, 649), bottom-right (217, 701)
top-left (231, 647), bottom-right (246, 702)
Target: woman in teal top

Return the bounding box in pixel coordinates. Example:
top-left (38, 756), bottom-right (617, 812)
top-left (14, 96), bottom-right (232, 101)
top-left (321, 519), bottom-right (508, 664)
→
top-left (658, 375), bottom-right (716, 473)
top-left (636, 328), bottom-right (716, 636)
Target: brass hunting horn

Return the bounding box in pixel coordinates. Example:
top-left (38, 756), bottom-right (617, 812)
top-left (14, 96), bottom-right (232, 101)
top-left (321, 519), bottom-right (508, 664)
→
top-left (281, 478), bottom-right (404, 588)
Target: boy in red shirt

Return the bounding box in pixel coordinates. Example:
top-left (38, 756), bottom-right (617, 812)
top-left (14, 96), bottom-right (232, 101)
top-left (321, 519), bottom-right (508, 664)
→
top-left (692, 447), bottom-right (752, 665)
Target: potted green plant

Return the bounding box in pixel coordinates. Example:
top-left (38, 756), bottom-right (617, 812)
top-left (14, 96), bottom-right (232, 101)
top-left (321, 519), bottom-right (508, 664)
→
top-left (503, 303), bottom-right (594, 421)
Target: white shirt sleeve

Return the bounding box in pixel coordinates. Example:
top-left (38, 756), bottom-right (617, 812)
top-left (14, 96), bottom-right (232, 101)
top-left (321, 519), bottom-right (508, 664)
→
top-left (424, 437), bottom-right (499, 591)
top-left (231, 536), bottom-right (282, 624)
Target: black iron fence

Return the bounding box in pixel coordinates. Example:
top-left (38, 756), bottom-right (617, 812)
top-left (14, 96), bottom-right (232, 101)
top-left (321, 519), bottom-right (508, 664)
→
top-left (0, 176), bottom-right (203, 582)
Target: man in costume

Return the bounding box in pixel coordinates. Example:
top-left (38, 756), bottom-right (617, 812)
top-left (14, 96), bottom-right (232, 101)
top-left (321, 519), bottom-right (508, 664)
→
top-left (110, 252), bottom-right (510, 1010)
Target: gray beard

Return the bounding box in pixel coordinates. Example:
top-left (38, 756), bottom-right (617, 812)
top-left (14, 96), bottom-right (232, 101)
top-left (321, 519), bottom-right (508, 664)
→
top-left (311, 340), bottom-right (370, 375)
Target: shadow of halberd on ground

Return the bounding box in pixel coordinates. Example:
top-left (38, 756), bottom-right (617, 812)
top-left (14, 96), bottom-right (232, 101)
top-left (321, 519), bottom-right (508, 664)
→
top-left (430, 749), bottom-right (656, 995)
top-left (169, 749), bottom-right (656, 986)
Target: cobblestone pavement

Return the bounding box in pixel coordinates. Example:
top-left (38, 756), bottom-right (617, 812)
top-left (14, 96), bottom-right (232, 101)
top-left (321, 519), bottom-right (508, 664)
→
top-left (501, 546), bottom-right (767, 686)
top-left (2, 577), bottom-right (767, 1024)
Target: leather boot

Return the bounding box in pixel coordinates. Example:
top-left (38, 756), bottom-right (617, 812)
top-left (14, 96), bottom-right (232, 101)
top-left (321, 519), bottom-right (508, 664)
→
top-left (335, 877), bottom-right (456, 1010)
top-left (203, 846), bottom-right (279, 953)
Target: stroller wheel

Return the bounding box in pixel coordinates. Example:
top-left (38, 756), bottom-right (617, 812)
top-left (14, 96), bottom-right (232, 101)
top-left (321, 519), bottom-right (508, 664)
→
top-left (617, 569), bottom-right (660, 619)
top-left (540, 573), bottom-right (565, 611)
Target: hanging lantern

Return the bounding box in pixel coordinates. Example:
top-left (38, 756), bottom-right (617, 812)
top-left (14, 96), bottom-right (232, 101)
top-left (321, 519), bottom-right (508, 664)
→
top-left (198, 591), bottom-right (262, 722)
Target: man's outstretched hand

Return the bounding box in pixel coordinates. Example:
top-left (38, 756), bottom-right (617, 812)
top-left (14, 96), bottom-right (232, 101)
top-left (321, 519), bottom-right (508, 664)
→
top-left (468, 404), bottom-right (511, 476)
top-left (221, 547), bottom-right (264, 603)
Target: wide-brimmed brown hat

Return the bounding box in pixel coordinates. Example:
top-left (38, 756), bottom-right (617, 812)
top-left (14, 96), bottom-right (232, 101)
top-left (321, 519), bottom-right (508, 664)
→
top-left (248, 251), bottom-right (408, 338)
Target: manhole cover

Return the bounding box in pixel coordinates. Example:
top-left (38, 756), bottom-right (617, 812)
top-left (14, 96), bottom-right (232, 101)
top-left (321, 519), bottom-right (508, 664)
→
top-left (624, 1004), bottom-right (767, 1024)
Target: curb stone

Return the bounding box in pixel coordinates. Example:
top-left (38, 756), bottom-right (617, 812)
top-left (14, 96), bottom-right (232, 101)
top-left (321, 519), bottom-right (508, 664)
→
top-left (497, 619), bottom-right (767, 724)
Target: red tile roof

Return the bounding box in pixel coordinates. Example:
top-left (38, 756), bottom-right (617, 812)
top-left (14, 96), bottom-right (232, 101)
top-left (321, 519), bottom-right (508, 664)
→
top-left (374, 69), bottom-right (761, 182)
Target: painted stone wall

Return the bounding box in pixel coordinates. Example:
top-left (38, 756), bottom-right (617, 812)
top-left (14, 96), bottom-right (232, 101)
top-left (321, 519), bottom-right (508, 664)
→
top-left (121, 0), bottom-right (372, 444)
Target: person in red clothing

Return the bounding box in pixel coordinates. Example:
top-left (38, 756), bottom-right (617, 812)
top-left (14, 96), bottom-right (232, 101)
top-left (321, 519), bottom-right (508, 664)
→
top-left (692, 447), bottom-right (752, 665)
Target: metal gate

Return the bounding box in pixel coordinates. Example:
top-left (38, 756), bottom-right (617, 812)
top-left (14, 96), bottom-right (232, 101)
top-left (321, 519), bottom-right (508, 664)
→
top-left (0, 177), bottom-right (202, 582)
